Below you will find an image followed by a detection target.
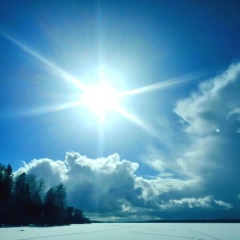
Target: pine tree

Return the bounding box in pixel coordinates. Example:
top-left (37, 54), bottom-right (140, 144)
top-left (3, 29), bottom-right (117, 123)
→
top-left (12, 172), bottom-right (30, 225)
top-left (0, 164), bottom-right (13, 224)
top-left (43, 184), bottom-right (66, 225)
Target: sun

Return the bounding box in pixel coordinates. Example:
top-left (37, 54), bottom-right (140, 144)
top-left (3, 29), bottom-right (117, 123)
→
top-left (82, 82), bottom-right (120, 120)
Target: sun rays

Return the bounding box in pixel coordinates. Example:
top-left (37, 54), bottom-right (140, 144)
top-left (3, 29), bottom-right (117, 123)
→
top-left (118, 71), bottom-right (208, 98)
top-left (1, 33), bottom-right (88, 92)
top-left (1, 32), bottom-right (205, 140)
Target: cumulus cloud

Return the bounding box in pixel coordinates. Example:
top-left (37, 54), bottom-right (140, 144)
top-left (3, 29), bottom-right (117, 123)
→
top-left (16, 150), bottom-right (234, 220)
top-left (16, 152), bottom-right (145, 219)
top-left (17, 158), bottom-right (67, 187)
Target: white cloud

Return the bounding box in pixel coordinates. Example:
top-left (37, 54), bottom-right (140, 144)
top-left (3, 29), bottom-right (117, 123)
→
top-left (161, 196), bottom-right (232, 210)
top-left (175, 63), bottom-right (240, 136)
top-left (16, 158), bottom-right (67, 188)
top-left (173, 62), bottom-right (240, 210)
top-left (135, 176), bottom-right (199, 202)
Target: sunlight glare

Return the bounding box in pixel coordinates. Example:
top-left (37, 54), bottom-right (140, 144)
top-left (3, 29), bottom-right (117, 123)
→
top-left (82, 82), bottom-right (119, 117)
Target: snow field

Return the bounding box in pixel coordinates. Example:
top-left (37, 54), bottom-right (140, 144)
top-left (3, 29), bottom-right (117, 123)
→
top-left (0, 223), bottom-right (239, 240)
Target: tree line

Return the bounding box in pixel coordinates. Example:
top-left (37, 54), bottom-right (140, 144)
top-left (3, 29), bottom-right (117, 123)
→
top-left (0, 163), bottom-right (90, 226)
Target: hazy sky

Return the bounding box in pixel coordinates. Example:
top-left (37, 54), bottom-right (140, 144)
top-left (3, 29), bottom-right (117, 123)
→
top-left (1, 0), bottom-right (240, 221)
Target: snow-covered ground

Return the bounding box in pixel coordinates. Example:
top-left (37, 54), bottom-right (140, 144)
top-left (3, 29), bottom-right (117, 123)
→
top-left (0, 223), bottom-right (239, 240)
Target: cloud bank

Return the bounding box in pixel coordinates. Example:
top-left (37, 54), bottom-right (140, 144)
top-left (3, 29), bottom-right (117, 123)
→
top-left (17, 152), bottom-right (232, 220)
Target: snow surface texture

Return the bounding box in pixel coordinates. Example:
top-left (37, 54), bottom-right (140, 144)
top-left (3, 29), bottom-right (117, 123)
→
top-left (0, 223), bottom-right (239, 240)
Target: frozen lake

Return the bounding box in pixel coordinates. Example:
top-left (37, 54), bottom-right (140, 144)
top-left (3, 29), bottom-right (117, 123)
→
top-left (0, 223), bottom-right (239, 240)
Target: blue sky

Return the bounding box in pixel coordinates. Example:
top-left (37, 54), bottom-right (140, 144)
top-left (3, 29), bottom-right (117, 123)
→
top-left (1, 0), bottom-right (240, 221)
